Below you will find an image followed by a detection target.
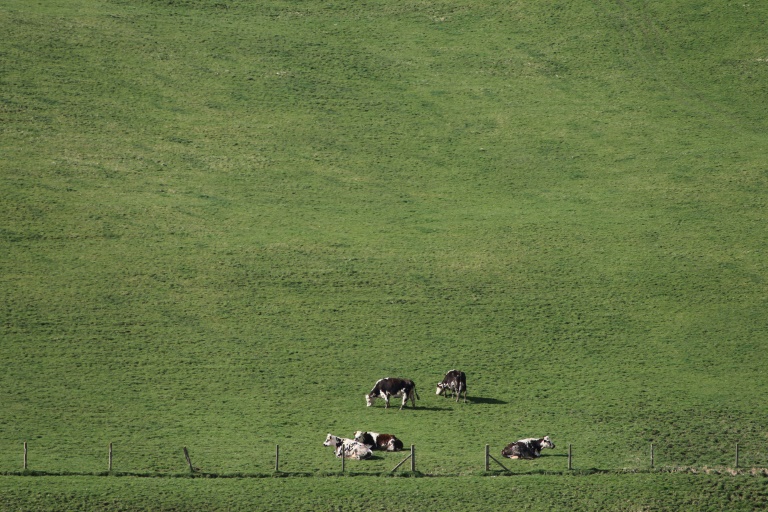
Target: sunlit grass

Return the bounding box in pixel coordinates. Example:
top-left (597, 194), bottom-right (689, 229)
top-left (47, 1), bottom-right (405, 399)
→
top-left (2, 0), bottom-right (768, 509)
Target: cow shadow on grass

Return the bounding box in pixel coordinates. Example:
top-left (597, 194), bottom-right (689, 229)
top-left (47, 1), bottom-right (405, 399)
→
top-left (467, 396), bottom-right (507, 405)
top-left (368, 406), bottom-right (452, 412)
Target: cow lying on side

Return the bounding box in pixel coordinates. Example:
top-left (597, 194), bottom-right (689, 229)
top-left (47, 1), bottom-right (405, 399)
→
top-left (365, 377), bottom-right (419, 409)
top-left (353, 431), bottom-right (404, 452)
top-left (323, 434), bottom-right (373, 460)
top-left (501, 436), bottom-right (556, 459)
top-left (436, 369), bottom-right (467, 403)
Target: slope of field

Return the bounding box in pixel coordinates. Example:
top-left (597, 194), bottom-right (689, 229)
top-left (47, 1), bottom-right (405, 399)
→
top-left (2, 0), bottom-right (767, 507)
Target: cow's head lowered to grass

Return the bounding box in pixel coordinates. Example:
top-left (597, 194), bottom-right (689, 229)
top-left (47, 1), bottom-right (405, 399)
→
top-left (365, 377), bottom-right (419, 409)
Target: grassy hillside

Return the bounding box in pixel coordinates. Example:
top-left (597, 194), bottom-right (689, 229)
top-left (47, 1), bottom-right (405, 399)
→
top-left (2, 0), bottom-right (768, 507)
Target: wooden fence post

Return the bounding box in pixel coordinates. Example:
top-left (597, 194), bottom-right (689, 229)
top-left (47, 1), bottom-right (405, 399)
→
top-left (23, 441), bottom-right (27, 470)
top-left (275, 445), bottom-right (279, 472)
top-left (484, 444), bottom-right (511, 473)
top-left (650, 443), bottom-right (654, 469)
top-left (391, 445), bottom-right (415, 473)
top-left (341, 445), bottom-right (345, 472)
top-left (108, 442), bottom-right (113, 472)
top-left (183, 447), bottom-right (194, 473)
top-left (735, 443), bottom-right (739, 469)
top-left (568, 444), bottom-right (572, 470)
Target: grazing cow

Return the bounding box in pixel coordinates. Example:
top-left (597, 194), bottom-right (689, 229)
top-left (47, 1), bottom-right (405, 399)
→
top-left (323, 434), bottom-right (373, 460)
top-left (353, 431), bottom-right (404, 452)
top-left (436, 369), bottom-right (467, 403)
top-left (501, 436), bottom-right (556, 459)
top-left (365, 378), bottom-right (420, 409)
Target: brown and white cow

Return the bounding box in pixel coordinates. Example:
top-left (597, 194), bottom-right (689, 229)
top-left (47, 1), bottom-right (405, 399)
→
top-left (501, 436), bottom-right (556, 459)
top-left (365, 378), bottom-right (419, 409)
top-left (323, 434), bottom-right (373, 460)
top-left (353, 431), bottom-right (404, 452)
top-left (436, 369), bottom-right (467, 403)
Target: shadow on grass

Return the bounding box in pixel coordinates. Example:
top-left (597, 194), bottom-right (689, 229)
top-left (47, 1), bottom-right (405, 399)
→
top-left (468, 396), bottom-right (507, 405)
top-left (369, 406), bottom-right (452, 411)
top-left (4, 467), bottom-right (765, 478)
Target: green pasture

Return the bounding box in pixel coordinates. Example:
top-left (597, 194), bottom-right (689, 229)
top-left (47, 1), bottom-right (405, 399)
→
top-left (2, 0), bottom-right (768, 508)
top-left (2, 473), bottom-right (768, 512)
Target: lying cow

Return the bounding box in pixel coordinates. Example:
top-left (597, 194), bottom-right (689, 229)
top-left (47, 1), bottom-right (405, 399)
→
top-left (501, 436), bottom-right (556, 459)
top-left (365, 377), bottom-right (419, 409)
top-left (323, 433), bottom-right (373, 460)
top-left (436, 369), bottom-right (467, 403)
top-left (353, 431), bottom-right (404, 452)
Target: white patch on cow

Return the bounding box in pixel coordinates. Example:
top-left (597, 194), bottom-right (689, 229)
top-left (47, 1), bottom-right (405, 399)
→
top-left (501, 435), bottom-right (556, 459)
top-left (354, 431), bottom-right (379, 445)
top-left (367, 377), bottom-right (418, 409)
top-left (323, 433), bottom-right (372, 460)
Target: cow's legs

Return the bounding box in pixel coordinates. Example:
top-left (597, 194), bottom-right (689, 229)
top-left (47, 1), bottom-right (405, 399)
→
top-left (384, 394), bottom-right (390, 409)
top-left (399, 393), bottom-right (407, 410)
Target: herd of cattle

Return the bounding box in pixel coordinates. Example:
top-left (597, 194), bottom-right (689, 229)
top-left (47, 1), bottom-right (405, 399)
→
top-left (323, 371), bottom-right (556, 461)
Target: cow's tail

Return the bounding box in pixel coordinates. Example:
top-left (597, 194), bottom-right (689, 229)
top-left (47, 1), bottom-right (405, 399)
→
top-left (414, 385), bottom-right (420, 401)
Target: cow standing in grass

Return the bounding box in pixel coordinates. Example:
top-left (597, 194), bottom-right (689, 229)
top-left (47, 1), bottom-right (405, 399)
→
top-left (436, 369), bottom-right (467, 403)
top-left (501, 436), bottom-right (556, 459)
top-left (365, 377), bottom-right (419, 409)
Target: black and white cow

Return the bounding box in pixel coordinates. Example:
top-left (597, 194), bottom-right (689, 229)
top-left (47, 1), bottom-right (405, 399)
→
top-left (501, 436), bottom-right (556, 459)
top-left (436, 369), bottom-right (467, 403)
top-left (365, 378), bottom-right (419, 409)
top-left (323, 433), bottom-right (373, 460)
top-left (353, 431), bottom-right (404, 452)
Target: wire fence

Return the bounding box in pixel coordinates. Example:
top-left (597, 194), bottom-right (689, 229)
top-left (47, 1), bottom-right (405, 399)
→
top-left (5, 441), bottom-right (767, 478)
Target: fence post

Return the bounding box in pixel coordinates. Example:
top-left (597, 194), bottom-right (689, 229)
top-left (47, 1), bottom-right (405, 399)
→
top-left (650, 443), bottom-right (654, 469)
top-left (735, 443), bottom-right (739, 469)
top-left (391, 445), bottom-right (415, 473)
top-left (341, 445), bottom-right (345, 472)
top-left (275, 445), bottom-right (280, 472)
top-left (109, 442), bottom-right (113, 472)
top-left (183, 447), bottom-right (194, 473)
top-left (483, 444), bottom-right (511, 473)
top-left (568, 444), bottom-right (572, 470)
top-left (23, 442), bottom-right (27, 470)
